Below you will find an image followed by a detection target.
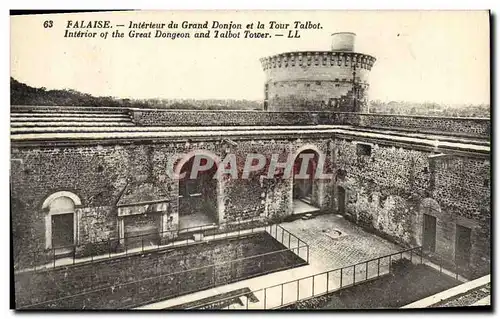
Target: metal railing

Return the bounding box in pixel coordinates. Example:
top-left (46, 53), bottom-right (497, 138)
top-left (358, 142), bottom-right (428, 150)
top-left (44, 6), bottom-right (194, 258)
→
top-left (189, 245), bottom-right (467, 310)
top-left (420, 248), bottom-right (465, 281)
top-left (17, 229), bottom-right (309, 309)
top-left (14, 218), bottom-right (293, 273)
top-left (266, 224), bottom-right (309, 264)
top-left (188, 246), bottom-right (430, 310)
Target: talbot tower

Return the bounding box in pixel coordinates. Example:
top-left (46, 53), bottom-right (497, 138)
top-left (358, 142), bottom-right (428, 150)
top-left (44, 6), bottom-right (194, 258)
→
top-left (260, 32), bottom-right (376, 112)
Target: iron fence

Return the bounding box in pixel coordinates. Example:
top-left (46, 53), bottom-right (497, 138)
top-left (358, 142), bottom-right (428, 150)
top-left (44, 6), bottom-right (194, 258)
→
top-left (14, 219), bottom-right (310, 275)
top-left (17, 235), bottom-right (309, 309)
top-left (266, 223), bottom-right (310, 263)
top-left (187, 245), bottom-right (463, 310)
top-left (14, 218), bottom-right (288, 273)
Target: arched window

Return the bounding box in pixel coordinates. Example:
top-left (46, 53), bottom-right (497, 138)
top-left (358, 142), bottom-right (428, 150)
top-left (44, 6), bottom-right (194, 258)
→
top-left (43, 192), bottom-right (80, 250)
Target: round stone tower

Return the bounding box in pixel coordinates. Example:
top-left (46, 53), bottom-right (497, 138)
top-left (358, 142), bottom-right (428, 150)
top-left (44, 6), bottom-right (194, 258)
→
top-left (260, 32), bottom-right (376, 112)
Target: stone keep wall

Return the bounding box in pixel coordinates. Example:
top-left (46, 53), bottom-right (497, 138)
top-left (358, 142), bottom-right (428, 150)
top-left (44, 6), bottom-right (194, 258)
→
top-left (430, 156), bottom-right (490, 274)
top-left (260, 51), bottom-right (375, 112)
top-left (129, 109), bottom-right (490, 138)
top-left (131, 109), bottom-right (336, 126)
top-left (357, 114), bottom-right (490, 138)
top-left (11, 138), bottom-right (333, 261)
top-left (332, 139), bottom-right (490, 276)
top-left (15, 232), bottom-right (304, 309)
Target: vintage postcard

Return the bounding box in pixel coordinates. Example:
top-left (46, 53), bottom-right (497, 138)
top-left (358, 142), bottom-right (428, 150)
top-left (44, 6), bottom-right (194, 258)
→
top-left (10, 10), bottom-right (491, 310)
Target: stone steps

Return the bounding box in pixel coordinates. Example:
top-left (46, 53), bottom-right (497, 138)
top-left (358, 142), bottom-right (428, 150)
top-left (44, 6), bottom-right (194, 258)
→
top-left (11, 121), bottom-right (135, 127)
top-left (11, 113), bottom-right (129, 118)
top-left (11, 116), bottom-right (131, 122)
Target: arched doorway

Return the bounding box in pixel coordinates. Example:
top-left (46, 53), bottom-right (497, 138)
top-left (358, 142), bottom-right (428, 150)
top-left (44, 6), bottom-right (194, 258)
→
top-left (43, 191), bottom-right (81, 253)
top-left (178, 154), bottom-right (219, 229)
top-left (292, 149), bottom-right (320, 214)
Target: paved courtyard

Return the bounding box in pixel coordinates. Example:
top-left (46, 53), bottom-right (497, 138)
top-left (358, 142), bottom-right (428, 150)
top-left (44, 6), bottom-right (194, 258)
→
top-left (280, 213), bottom-right (403, 271)
top-left (138, 213), bottom-right (406, 309)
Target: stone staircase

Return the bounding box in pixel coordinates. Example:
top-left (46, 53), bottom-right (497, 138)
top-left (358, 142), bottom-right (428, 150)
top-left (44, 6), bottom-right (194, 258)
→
top-left (300, 195), bottom-right (312, 205)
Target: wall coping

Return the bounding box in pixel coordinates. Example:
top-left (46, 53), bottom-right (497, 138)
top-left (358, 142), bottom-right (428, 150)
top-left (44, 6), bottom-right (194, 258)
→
top-left (11, 105), bottom-right (490, 121)
top-left (401, 274), bottom-right (490, 308)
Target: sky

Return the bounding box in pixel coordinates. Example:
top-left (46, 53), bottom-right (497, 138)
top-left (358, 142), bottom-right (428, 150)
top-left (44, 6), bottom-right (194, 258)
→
top-left (10, 10), bottom-right (490, 105)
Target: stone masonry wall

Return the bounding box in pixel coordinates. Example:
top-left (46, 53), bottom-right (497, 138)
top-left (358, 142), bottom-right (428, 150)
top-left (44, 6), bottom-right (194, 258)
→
top-left (131, 109), bottom-right (336, 126)
top-left (11, 138), bottom-right (333, 265)
top-left (261, 51), bottom-right (375, 112)
top-left (333, 139), bottom-right (490, 276)
top-left (357, 114), bottom-right (490, 138)
top-left (129, 109), bottom-right (490, 138)
top-left (15, 232), bottom-right (305, 309)
top-left (11, 105), bottom-right (489, 138)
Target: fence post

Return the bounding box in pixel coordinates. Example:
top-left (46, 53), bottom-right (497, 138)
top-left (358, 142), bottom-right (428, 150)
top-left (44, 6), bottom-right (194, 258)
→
top-left (388, 255), bottom-right (391, 272)
top-left (340, 268), bottom-right (343, 287)
top-left (73, 248), bottom-right (76, 265)
top-left (377, 258), bottom-right (380, 277)
top-left (297, 280), bottom-right (300, 301)
top-left (353, 266), bottom-right (355, 285)
top-left (326, 271), bottom-right (330, 292)
top-left (288, 234), bottom-right (291, 249)
top-left (264, 288), bottom-right (267, 309)
top-left (365, 261), bottom-right (368, 280)
top-left (141, 237), bottom-right (144, 253)
top-left (281, 228), bottom-right (284, 244)
top-left (281, 283), bottom-right (284, 306)
top-left (213, 264), bottom-right (216, 287)
top-left (420, 247), bottom-right (423, 264)
top-left (312, 275), bottom-right (315, 296)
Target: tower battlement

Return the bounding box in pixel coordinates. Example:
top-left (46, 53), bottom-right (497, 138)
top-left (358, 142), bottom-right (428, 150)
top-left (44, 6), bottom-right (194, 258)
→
top-left (260, 32), bottom-right (376, 112)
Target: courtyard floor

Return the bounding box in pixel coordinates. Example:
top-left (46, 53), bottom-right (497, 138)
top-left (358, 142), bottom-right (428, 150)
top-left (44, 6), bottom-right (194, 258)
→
top-left (137, 213), bottom-right (406, 309)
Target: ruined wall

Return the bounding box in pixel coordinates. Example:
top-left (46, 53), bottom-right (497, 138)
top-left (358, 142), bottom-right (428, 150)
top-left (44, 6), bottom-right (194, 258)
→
top-left (11, 137), bottom-right (333, 263)
top-left (333, 139), bottom-right (490, 276)
top-left (15, 232), bottom-right (305, 309)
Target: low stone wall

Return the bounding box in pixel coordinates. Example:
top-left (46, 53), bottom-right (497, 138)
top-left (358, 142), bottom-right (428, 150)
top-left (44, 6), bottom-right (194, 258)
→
top-left (15, 232), bottom-right (305, 309)
top-left (11, 105), bottom-right (490, 139)
top-left (130, 108), bottom-right (489, 138)
top-left (130, 108), bottom-right (336, 126)
top-left (355, 114), bottom-right (490, 138)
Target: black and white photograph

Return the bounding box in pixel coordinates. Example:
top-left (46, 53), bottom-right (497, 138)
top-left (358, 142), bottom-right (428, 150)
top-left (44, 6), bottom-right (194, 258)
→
top-left (9, 9), bottom-right (491, 310)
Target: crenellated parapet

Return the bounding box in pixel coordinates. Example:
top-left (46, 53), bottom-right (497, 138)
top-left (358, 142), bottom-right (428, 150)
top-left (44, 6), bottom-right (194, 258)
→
top-left (260, 51), bottom-right (376, 71)
top-left (260, 32), bottom-right (377, 112)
